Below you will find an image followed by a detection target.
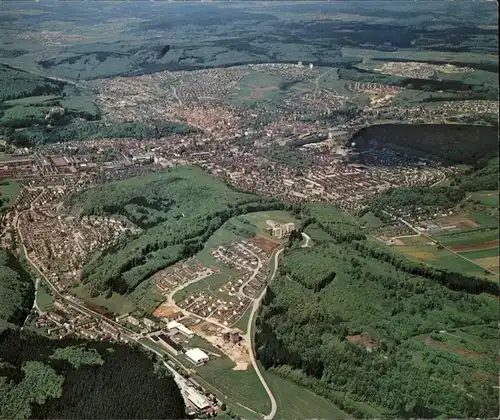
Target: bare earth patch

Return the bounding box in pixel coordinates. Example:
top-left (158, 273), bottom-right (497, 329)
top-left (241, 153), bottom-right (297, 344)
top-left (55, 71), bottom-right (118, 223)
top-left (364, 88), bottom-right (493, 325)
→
top-left (472, 256), bottom-right (499, 273)
top-left (423, 337), bottom-right (490, 360)
top-left (449, 239), bottom-right (499, 253)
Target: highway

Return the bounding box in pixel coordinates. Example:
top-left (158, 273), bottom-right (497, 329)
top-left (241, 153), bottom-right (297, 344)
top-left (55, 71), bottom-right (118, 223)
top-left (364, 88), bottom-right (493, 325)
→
top-left (243, 247), bottom-right (284, 420)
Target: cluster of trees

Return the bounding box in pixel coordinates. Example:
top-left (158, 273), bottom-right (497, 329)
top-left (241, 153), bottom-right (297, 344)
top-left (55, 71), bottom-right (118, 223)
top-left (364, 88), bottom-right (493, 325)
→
top-left (0, 328), bottom-right (185, 419)
top-left (0, 250), bottom-right (34, 328)
top-left (256, 204), bottom-right (498, 418)
top-left (8, 120), bottom-right (195, 147)
top-left (70, 166), bottom-right (287, 295)
top-left (265, 144), bottom-right (313, 168)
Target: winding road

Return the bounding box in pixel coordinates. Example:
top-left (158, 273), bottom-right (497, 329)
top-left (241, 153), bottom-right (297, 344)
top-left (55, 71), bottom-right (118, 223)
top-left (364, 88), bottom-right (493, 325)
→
top-left (243, 247), bottom-right (284, 420)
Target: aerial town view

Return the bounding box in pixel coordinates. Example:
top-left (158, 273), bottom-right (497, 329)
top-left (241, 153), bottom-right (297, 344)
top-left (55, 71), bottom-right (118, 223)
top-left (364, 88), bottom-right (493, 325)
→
top-left (0, 1), bottom-right (498, 420)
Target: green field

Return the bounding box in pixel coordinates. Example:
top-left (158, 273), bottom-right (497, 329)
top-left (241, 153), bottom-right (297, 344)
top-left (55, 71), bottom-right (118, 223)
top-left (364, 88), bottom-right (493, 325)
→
top-left (172, 271), bottom-right (233, 302)
top-left (459, 248), bottom-right (499, 260)
top-left (388, 241), bottom-right (495, 280)
top-left (469, 191), bottom-right (499, 207)
top-left (263, 370), bottom-right (348, 420)
top-left (359, 211), bottom-right (385, 229)
top-left (35, 284), bottom-right (54, 312)
top-left (435, 228), bottom-right (499, 246)
top-left (194, 356), bottom-right (271, 415)
top-left (468, 212), bottom-right (498, 228)
top-left (0, 180), bottom-right (20, 214)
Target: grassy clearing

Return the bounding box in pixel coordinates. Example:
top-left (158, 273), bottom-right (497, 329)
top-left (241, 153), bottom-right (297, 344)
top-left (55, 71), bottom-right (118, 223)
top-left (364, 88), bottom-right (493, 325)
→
top-left (36, 284), bottom-right (54, 312)
top-left (0, 180), bottom-right (20, 213)
top-left (70, 284), bottom-right (136, 315)
top-left (231, 305), bottom-right (252, 333)
top-left (195, 356), bottom-right (271, 415)
top-left (459, 248), bottom-right (499, 260)
top-left (359, 211), bottom-right (385, 229)
top-left (263, 370), bottom-right (348, 420)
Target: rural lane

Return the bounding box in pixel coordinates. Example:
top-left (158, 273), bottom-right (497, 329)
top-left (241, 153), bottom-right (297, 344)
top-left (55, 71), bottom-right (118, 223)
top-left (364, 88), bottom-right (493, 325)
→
top-left (244, 247), bottom-right (284, 420)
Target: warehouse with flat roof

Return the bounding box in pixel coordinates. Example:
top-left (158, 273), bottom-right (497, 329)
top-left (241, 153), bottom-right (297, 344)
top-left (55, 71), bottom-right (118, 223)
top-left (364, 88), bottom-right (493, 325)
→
top-left (185, 348), bottom-right (209, 366)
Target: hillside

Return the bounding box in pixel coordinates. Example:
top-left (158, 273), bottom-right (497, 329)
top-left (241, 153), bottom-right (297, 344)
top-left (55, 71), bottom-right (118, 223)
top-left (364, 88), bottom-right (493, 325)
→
top-left (255, 203), bottom-right (498, 418)
top-left (68, 166), bottom-right (288, 295)
top-left (351, 124), bottom-right (499, 166)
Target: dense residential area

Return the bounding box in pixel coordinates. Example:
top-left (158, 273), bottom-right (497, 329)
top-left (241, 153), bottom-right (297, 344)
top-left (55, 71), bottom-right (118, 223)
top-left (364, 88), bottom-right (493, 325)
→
top-left (0, 1), bottom-right (498, 420)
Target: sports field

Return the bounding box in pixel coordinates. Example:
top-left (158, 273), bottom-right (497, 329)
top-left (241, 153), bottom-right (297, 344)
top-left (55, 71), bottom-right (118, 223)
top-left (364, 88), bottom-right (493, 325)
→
top-left (36, 284), bottom-right (55, 312)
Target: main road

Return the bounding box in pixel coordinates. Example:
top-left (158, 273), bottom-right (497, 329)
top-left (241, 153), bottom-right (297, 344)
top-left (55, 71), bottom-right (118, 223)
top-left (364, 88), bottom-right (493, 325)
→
top-left (243, 247), bottom-right (284, 420)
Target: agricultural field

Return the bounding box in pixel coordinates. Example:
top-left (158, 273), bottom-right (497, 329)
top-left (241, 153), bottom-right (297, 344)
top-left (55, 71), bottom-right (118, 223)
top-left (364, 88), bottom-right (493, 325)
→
top-left (378, 232), bottom-right (498, 280)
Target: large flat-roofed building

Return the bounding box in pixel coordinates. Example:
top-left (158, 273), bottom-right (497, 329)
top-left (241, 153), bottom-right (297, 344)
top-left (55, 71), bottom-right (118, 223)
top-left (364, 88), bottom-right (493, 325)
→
top-left (267, 220), bottom-right (296, 239)
top-left (167, 320), bottom-right (194, 338)
top-left (186, 388), bottom-right (210, 410)
top-left (154, 334), bottom-right (183, 356)
top-left (185, 348), bottom-right (209, 366)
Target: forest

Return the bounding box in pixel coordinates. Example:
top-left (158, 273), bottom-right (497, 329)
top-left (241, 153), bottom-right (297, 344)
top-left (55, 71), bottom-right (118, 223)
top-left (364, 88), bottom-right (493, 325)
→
top-left (69, 166), bottom-right (288, 295)
top-left (0, 328), bottom-right (185, 419)
top-left (256, 203), bottom-right (498, 418)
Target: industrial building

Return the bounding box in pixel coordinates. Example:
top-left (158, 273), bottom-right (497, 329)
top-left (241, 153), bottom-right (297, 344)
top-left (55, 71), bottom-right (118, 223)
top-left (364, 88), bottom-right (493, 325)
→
top-left (153, 334), bottom-right (183, 356)
top-left (185, 348), bottom-right (209, 366)
top-left (186, 387), bottom-right (210, 410)
top-left (167, 320), bottom-right (194, 338)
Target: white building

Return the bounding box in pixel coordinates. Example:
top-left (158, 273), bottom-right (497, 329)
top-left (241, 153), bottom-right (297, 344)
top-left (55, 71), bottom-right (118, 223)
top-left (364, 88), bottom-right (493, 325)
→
top-left (186, 387), bottom-right (210, 410)
top-left (185, 348), bottom-right (209, 366)
top-left (167, 320), bottom-right (194, 338)
top-left (126, 315), bottom-right (141, 327)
